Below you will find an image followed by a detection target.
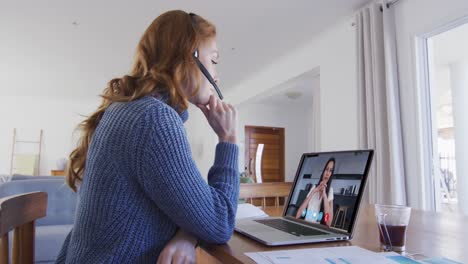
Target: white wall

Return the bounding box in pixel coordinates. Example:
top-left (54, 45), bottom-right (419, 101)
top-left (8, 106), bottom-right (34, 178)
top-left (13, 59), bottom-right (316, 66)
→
top-left (0, 4), bottom-right (359, 182)
top-left (184, 100), bottom-right (315, 182)
top-left (212, 0), bottom-right (468, 210)
top-left (0, 96), bottom-right (219, 179)
top-left (226, 19), bottom-right (358, 152)
top-left (0, 96), bottom-right (100, 175)
top-left (237, 103), bottom-right (313, 182)
top-left (393, 0), bottom-right (468, 209)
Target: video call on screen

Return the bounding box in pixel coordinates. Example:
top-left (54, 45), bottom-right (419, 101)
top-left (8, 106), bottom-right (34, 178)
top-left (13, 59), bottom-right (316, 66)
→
top-left (285, 151), bottom-right (371, 232)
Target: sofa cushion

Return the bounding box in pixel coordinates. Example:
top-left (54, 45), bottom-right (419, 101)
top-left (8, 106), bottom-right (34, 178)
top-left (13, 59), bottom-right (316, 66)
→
top-left (35, 225), bottom-right (73, 262)
top-left (0, 174), bottom-right (12, 183)
top-left (7, 225), bottom-right (72, 263)
top-left (0, 179), bottom-right (77, 226)
top-left (11, 174), bottom-right (64, 181)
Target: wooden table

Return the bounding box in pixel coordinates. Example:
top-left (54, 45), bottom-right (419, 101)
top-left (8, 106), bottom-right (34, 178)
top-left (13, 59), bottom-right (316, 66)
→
top-left (200, 205), bottom-right (468, 263)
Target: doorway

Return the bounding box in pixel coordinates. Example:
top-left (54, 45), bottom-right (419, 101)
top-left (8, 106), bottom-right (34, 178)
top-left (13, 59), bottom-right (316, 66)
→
top-left (244, 126), bottom-right (285, 183)
top-left (418, 18), bottom-right (468, 213)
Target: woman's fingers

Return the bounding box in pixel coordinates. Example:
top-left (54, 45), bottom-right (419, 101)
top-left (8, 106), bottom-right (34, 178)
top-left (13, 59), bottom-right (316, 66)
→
top-left (197, 96), bottom-right (237, 144)
top-left (222, 102), bottom-right (230, 112)
top-left (216, 98), bottom-right (224, 112)
top-left (156, 249), bottom-right (172, 264)
top-left (172, 254), bottom-right (184, 264)
top-left (208, 94), bottom-right (216, 111)
top-left (229, 104), bottom-right (237, 116)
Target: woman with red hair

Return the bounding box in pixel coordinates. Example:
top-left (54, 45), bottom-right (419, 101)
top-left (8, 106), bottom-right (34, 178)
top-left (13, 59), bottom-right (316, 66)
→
top-left (57, 10), bottom-right (238, 264)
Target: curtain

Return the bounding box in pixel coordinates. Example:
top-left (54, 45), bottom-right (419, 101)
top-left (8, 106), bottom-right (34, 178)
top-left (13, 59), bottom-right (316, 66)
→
top-left (356, 1), bottom-right (407, 205)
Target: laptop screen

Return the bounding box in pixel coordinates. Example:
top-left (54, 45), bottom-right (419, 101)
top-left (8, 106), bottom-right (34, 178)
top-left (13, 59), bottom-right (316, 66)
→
top-left (284, 150), bottom-right (373, 234)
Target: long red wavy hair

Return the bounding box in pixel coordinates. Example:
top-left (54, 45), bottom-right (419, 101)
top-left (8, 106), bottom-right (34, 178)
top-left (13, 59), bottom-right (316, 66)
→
top-left (66, 10), bottom-right (216, 191)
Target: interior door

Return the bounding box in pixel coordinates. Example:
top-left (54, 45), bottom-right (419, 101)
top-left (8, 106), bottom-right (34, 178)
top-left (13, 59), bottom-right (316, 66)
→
top-left (245, 126), bottom-right (285, 183)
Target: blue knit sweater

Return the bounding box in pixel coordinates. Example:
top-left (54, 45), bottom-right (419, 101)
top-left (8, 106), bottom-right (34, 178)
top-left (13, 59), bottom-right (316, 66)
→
top-left (56, 96), bottom-right (239, 263)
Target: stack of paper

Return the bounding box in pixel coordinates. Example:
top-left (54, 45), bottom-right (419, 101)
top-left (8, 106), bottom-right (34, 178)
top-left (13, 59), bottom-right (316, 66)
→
top-left (236, 203), bottom-right (269, 220)
top-left (246, 246), bottom-right (417, 264)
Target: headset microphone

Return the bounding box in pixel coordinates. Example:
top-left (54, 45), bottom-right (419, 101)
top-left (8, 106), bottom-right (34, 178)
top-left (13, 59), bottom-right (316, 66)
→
top-left (193, 49), bottom-right (224, 100)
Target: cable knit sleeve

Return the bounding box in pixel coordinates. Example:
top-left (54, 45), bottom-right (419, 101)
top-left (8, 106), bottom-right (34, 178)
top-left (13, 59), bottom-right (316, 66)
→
top-left (136, 104), bottom-right (239, 244)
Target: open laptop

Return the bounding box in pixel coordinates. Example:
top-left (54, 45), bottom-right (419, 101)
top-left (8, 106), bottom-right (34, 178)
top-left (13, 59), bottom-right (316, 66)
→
top-left (235, 150), bottom-right (374, 246)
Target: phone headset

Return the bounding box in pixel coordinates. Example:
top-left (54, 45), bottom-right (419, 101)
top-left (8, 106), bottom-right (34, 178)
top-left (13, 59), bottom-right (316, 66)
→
top-left (189, 12), bottom-right (224, 100)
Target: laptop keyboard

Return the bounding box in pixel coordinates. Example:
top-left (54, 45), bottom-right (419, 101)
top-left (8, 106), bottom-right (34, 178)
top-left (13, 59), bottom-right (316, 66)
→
top-left (255, 219), bottom-right (328, 237)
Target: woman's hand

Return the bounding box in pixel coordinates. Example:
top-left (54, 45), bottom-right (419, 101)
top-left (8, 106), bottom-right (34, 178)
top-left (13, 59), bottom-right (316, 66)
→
top-left (157, 230), bottom-right (197, 264)
top-left (295, 207), bottom-right (305, 219)
top-left (321, 187), bottom-right (328, 201)
top-left (197, 95), bottom-right (237, 144)
top-left (317, 182), bottom-right (327, 194)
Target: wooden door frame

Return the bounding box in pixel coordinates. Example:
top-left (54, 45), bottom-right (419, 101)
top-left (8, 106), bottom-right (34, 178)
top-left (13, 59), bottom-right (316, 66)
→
top-left (244, 125), bottom-right (285, 182)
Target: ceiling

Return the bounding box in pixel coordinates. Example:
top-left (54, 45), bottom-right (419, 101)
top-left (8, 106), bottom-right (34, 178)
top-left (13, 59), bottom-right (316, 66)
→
top-left (0, 0), bottom-right (369, 98)
top-left (247, 70), bottom-right (319, 107)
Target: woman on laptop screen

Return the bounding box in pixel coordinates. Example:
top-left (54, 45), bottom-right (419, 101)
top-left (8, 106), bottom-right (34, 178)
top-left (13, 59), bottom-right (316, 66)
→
top-left (295, 158), bottom-right (335, 227)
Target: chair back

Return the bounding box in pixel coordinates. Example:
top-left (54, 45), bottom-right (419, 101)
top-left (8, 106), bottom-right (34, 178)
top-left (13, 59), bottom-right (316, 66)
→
top-left (0, 191), bottom-right (47, 264)
top-left (239, 182), bottom-right (292, 208)
top-left (0, 179), bottom-right (76, 226)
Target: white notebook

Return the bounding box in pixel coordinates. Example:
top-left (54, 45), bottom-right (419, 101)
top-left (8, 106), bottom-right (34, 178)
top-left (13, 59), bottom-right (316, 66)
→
top-left (236, 203), bottom-right (269, 220)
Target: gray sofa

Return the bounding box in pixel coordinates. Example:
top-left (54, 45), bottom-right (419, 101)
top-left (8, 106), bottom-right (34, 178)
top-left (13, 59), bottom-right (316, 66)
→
top-left (0, 177), bottom-right (77, 263)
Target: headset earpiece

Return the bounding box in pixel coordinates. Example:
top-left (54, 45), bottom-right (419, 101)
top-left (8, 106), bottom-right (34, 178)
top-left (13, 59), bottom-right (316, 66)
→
top-left (189, 13), bottom-right (224, 100)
